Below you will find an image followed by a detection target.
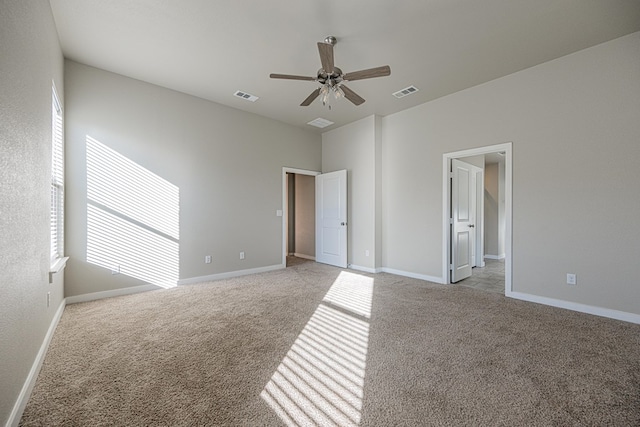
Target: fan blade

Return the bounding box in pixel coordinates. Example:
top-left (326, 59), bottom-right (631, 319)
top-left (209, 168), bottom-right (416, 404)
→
top-left (340, 85), bottom-right (365, 106)
top-left (317, 42), bottom-right (335, 74)
top-left (344, 65), bottom-right (391, 81)
top-left (270, 73), bottom-right (316, 81)
top-left (300, 88), bottom-right (321, 106)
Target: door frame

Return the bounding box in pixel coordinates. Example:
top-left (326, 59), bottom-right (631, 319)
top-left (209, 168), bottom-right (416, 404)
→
top-left (282, 167), bottom-right (320, 267)
top-left (442, 142), bottom-right (512, 294)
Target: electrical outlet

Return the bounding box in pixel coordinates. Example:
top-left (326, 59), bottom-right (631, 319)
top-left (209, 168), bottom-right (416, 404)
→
top-left (205, 255), bottom-right (212, 264)
top-left (240, 251), bottom-right (245, 260)
top-left (365, 250), bottom-right (370, 257)
top-left (567, 273), bottom-right (577, 285)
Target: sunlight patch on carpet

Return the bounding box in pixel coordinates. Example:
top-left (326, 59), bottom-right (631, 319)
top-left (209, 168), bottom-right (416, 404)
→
top-left (261, 271), bottom-right (373, 426)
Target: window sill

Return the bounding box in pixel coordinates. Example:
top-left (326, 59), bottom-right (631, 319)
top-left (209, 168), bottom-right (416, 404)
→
top-left (49, 256), bottom-right (69, 283)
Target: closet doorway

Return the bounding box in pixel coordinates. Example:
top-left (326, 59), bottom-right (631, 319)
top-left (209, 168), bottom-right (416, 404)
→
top-left (282, 168), bottom-right (319, 267)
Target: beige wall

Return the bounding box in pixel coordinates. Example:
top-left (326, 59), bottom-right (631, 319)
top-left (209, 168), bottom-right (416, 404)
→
top-left (287, 173), bottom-right (295, 253)
top-left (380, 32), bottom-right (640, 315)
top-left (64, 61), bottom-right (321, 297)
top-left (460, 154), bottom-right (485, 168)
top-left (294, 174), bottom-right (315, 258)
top-left (484, 161), bottom-right (505, 259)
top-left (322, 116), bottom-right (380, 270)
top-left (0, 1), bottom-right (65, 424)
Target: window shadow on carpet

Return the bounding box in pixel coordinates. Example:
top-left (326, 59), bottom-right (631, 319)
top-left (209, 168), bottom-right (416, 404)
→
top-left (261, 271), bottom-right (374, 426)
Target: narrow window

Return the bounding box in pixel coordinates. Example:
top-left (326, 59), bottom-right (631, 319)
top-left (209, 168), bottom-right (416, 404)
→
top-left (51, 86), bottom-right (64, 263)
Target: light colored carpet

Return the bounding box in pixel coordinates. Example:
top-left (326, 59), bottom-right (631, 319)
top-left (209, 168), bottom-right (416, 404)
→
top-left (20, 259), bottom-right (640, 426)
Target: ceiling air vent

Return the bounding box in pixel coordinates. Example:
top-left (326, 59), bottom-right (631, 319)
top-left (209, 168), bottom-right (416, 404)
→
top-left (234, 90), bottom-right (259, 102)
top-left (307, 118), bottom-right (334, 129)
top-left (393, 85), bottom-right (419, 99)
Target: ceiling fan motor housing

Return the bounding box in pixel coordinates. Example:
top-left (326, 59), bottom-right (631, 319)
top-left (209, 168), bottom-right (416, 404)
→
top-left (317, 67), bottom-right (343, 85)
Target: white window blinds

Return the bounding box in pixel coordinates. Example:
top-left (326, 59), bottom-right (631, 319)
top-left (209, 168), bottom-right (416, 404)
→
top-left (51, 87), bottom-right (64, 262)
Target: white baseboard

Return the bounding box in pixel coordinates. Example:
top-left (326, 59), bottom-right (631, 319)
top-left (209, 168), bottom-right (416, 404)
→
top-left (484, 254), bottom-right (506, 260)
top-left (348, 264), bottom-right (381, 274)
top-left (66, 284), bottom-right (158, 304)
top-left (379, 267), bottom-right (446, 284)
top-left (293, 253), bottom-right (315, 261)
top-left (508, 291), bottom-right (640, 325)
top-left (7, 299), bottom-right (66, 427)
top-left (178, 264), bottom-right (285, 286)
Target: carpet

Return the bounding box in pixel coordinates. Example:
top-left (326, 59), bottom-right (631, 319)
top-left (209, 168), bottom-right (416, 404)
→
top-left (20, 259), bottom-right (640, 426)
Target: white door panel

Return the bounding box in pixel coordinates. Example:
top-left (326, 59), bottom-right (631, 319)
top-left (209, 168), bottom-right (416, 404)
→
top-left (316, 170), bottom-right (347, 268)
top-left (451, 159), bottom-right (473, 282)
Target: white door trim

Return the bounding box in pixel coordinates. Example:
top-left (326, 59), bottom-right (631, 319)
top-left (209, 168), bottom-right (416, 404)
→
top-left (282, 167), bottom-right (320, 267)
top-left (442, 142), bottom-right (512, 295)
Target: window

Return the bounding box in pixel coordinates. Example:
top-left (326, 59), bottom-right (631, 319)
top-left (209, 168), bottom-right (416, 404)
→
top-left (51, 86), bottom-right (64, 263)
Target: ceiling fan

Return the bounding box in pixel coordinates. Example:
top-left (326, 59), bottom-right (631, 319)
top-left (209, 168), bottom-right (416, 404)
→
top-left (270, 36), bottom-right (391, 107)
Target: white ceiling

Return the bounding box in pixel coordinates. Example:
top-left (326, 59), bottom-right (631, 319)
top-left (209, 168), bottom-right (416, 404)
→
top-left (49, 0), bottom-right (640, 134)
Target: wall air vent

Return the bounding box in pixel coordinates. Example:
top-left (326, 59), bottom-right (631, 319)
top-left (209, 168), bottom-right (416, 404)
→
top-left (393, 85), bottom-right (419, 98)
top-left (307, 118), bottom-right (334, 129)
top-left (234, 90), bottom-right (259, 102)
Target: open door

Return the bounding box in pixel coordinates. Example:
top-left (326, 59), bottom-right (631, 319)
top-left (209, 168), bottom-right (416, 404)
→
top-left (443, 143), bottom-right (511, 292)
top-left (315, 170), bottom-right (347, 268)
top-left (451, 159), bottom-right (473, 282)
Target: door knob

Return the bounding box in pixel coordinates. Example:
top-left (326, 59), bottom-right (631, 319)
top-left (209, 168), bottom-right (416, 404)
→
top-left (468, 224), bottom-right (475, 228)
top-left (341, 222), bottom-right (346, 226)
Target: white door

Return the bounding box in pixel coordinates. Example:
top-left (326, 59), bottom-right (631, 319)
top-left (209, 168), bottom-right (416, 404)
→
top-left (474, 169), bottom-right (484, 268)
top-left (451, 159), bottom-right (473, 282)
top-left (469, 169), bottom-right (477, 268)
top-left (316, 170), bottom-right (347, 268)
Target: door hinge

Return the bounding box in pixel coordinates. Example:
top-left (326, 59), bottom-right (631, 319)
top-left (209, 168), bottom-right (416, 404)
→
top-left (449, 264), bottom-right (453, 270)
top-left (449, 218), bottom-right (453, 224)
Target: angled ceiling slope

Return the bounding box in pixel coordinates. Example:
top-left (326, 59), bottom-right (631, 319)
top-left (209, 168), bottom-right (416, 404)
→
top-left (50, 0), bottom-right (640, 133)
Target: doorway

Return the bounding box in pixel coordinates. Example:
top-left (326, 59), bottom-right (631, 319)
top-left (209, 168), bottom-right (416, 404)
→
top-left (442, 143), bottom-right (512, 294)
top-left (282, 168), bottom-right (319, 267)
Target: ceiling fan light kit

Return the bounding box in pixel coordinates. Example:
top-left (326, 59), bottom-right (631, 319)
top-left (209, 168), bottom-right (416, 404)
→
top-left (270, 36), bottom-right (391, 108)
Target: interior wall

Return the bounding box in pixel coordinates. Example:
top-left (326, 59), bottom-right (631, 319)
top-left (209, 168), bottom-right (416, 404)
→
top-left (64, 60), bottom-right (321, 297)
top-left (322, 116), bottom-right (377, 270)
top-left (293, 174), bottom-right (315, 258)
top-left (374, 116), bottom-right (383, 269)
top-left (287, 173), bottom-right (295, 254)
top-left (484, 163), bottom-right (500, 257)
top-left (381, 31), bottom-right (640, 315)
top-left (460, 154), bottom-right (485, 168)
top-left (0, 1), bottom-right (65, 424)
